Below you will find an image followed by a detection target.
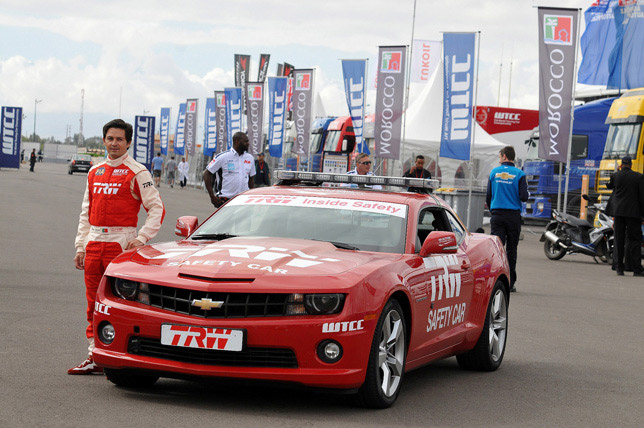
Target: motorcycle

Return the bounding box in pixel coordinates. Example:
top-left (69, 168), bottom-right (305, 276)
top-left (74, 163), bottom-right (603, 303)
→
top-left (540, 195), bottom-right (614, 263)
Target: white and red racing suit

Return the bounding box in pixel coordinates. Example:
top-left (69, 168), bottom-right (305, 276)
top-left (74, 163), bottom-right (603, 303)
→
top-left (74, 153), bottom-right (165, 352)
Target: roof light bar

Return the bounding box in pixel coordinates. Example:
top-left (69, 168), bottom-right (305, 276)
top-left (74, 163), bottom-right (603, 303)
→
top-left (276, 170), bottom-right (439, 190)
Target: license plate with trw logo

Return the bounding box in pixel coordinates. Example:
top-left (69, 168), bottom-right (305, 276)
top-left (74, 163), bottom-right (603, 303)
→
top-left (160, 324), bottom-right (244, 352)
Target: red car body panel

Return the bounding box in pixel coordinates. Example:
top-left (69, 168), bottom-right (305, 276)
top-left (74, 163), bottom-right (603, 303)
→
top-left (92, 186), bottom-right (509, 389)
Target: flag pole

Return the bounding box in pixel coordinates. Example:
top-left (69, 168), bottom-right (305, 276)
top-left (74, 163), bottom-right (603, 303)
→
top-left (400, 0), bottom-right (417, 174)
top-left (467, 31), bottom-right (481, 230)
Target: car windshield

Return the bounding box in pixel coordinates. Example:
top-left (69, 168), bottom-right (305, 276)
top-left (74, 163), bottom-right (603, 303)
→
top-left (74, 155), bottom-right (92, 161)
top-left (603, 123), bottom-right (642, 159)
top-left (192, 194), bottom-right (408, 253)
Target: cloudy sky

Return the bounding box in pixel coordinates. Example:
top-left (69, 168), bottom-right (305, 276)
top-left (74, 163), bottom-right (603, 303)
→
top-left (0, 0), bottom-right (593, 141)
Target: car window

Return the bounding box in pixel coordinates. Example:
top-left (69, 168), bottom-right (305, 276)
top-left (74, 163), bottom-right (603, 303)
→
top-left (444, 210), bottom-right (465, 243)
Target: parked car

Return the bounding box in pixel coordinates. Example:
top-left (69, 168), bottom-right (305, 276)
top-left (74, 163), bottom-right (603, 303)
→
top-left (68, 154), bottom-right (93, 174)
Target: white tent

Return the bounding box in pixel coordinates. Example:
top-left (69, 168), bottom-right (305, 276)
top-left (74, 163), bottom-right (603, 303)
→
top-left (402, 59), bottom-right (505, 189)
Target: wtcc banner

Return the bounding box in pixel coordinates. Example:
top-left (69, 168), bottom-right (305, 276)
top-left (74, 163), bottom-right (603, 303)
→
top-left (133, 115), bottom-right (156, 171)
top-left (374, 46), bottom-right (407, 160)
top-left (578, 1), bottom-right (615, 85)
top-left (440, 33), bottom-right (476, 161)
top-left (174, 102), bottom-right (186, 156)
top-left (257, 53), bottom-right (271, 82)
top-left (341, 60), bottom-right (367, 153)
top-left (204, 98), bottom-right (216, 157)
top-left (225, 87), bottom-right (242, 150)
top-left (159, 107), bottom-right (170, 156)
top-left (267, 76), bottom-right (288, 158)
top-left (607, 0), bottom-right (644, 89)
top-left (184, 99), bottom-right (198, 156)
top-left (538, 7), bottom-right (578, 163)
top-left (245, 81), bottom-right (265, 155)
top-left (292, 69), bottom-right (314, 156)
top-left (0, 106), bottom-right (22, 169)
top-left (411, 40), bottom-right (441, 83)
top-left (214, 91), bottom-right (227, 154)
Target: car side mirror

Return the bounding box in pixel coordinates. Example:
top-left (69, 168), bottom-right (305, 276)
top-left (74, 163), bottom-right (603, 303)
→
top-left (175, 216), bottom-right (198, 237)
top-left (419, 231), bottom-right (458, 257)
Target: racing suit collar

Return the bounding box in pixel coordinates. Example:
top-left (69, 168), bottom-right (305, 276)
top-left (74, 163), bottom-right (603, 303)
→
top-left (106, 152), bottom-right (129, 167)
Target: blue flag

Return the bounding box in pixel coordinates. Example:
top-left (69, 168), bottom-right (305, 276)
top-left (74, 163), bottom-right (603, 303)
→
top-left (224, 87), bottom-right (242, 149)
top-left (608, 0), bottom-right (644, 89)
top-left (174, 103), bottom-right (186, 156)
top-left (133, 116), bottom-right (156, 171)
top-left (159, 107), bottom-right (170, 156)
top-left (204, 98), bottom-right (216, 157)
top-left (267, 77), bottom-right (288, 158)
top-left (441, 33), bottom-right (476, 161)
top-left (578, 0), bottom-right (615, 85)
top-left (341, 60), bottom-right (368, 154)
top-left (0, 106), bottom-right (22, 169)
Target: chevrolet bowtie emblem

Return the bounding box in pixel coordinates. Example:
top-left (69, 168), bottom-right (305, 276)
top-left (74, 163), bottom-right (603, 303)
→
top-left (191, 298), bottom-right (224, 311)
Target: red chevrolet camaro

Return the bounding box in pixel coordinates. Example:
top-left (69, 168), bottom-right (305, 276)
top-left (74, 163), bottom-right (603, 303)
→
top-left (92, 172), bottom-right (510, 408)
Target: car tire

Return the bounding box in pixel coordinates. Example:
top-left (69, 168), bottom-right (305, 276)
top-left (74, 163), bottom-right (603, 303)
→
top-left (356, 299), bottom-right (407, 408)
top-left (104, 368), bottom-right (159, 388)
top-left (456, 280), bottom-right (508, 371)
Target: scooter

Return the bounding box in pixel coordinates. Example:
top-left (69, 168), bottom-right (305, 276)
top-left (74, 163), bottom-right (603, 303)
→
top-left (540, 195), bottom-right (614, 263)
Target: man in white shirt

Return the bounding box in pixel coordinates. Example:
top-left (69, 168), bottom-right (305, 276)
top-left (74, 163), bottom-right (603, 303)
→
top-left (177, 157), bottom-right (189, 189)
top-left (203, 132), bottom-right (256, 207)
top-left (346, 153), bottom-right (382, 190)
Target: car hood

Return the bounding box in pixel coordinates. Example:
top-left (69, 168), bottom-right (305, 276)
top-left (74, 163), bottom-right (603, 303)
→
top-left (129, 236), bottom-right (399, 278)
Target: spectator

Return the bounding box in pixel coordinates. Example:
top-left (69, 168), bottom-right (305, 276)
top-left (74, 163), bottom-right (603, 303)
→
top-left (20, 149), bottom-right (25, 163)
top-left (403, 155), bottom-right (432, 193)
top-left (345, 153), bottom-right (382, 190)
top-left (29, 149), bottom-right (37, 172)
top-left (165, 155), bottom-right (177, 188)
top-left (151, 152), bottom-right (164, 187)
top-left (177, 157), bottom-right (189, 189)
top-left (37, 149), bottom-right (43, 162)
top-left (254, 153), bottom-right (271, 187)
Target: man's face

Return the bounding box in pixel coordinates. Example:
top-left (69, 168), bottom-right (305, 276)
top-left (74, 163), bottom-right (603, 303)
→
top-left (103, 128), bottom-right (130, 159)
top-left (415, 158), bottom-right (425, 170)
top-left (356, 157), bottom-right (372, 175)
top-left (258, 154), bottom-right (264, 161)
top-left (235, 136), bottom-right (250, 153)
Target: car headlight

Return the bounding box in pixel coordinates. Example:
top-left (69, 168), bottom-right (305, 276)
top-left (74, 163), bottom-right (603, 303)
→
top-left (286, 293), bottom-right (345, 315)
top-left (112, 278), bottom-right (139, 300)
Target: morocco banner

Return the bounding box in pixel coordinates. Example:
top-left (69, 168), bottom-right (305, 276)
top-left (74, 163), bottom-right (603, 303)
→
top-left (174, 102), bottom-right (186, 156)
top-left (292, 69), bottom-right (314, 156)
top-left (245, 82), bottom-right (265, 155)
top-left (440, 33), bottom-right (476, 161)
top-left (410, 40), bottom-right (441, 83)
top-left (257, 54), bottom-right (270, 82)
top-left (224, 87), bottom-right (242, 150)
top-left (0, 106), bottom-right (22, 169)
top-left (214, 91), bottom-right (227, 154)
top-left (341, 60), bottom-right (367, 153)
top-left (267, 76), bottom-right (288, 158)
top-left (538, 7), bottom-right (579, 163)
top-left (374, 46), bottom-right (407, 159)
top-left (159, 107), bottom-right (170, 156)
top-left (204, 98), bottom-right (216, 157)
top-left (133, 115), bottom-right (156, 171)
top-left (184, 99), bottom-right (198, 156)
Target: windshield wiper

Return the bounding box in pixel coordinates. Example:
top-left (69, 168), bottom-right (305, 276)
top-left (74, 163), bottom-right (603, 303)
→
top-left (190, 233), bottom-right (237, 241)
top-left (310, 239), bottom-right (358, 250)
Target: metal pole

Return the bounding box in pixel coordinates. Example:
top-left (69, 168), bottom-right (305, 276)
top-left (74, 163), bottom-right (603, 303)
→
top-left (467, 31), bottom-right (481, 230)
top-left (400, 0), bottom-right (417, 171)
top-left (497, 45), bottom-right (503, 107)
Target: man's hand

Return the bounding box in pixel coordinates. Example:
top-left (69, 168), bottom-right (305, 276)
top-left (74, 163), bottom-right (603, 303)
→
top-left (74, 252), bottom-right (85, 270)
top-left (210, 194), bottom-right (222, 208)
top-left (125, 238), bottom-right (144, 250)
top-left (409, 166), bottom-right (416, 174)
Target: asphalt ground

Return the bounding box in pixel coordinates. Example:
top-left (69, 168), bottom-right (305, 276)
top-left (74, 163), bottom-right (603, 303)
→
top-left (1, 162), bottom-right (643, 428)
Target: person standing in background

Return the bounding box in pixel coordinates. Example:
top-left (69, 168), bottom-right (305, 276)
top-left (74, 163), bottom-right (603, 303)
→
top-left (254, 153), bottom-right (271, 187)
top-left (151, 152), bottom-right (164, 187)
top-left (165, 155), bottom-right (177, 188)
top-left (177, 157), bottom-right (189, 189)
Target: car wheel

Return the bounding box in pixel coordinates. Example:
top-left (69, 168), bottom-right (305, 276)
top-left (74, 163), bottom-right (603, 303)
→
top-left (456, 280), bottom-right (508, 371)
top-left (104, 368), bottom-right (159, 388)
top-left (357, 299), bottom-right (407, 408)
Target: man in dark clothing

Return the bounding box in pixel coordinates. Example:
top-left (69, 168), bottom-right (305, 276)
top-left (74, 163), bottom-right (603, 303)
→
top-left (486, 146), bottom-right (529, 292)
top-left (606, 156), bottom-right (644, 276)
top-left (254, 153), bottom-right (271, 187)
top-left (403, 155), bottom-right (432, 193)
top-left (29, 149), bottom-right (37, 172)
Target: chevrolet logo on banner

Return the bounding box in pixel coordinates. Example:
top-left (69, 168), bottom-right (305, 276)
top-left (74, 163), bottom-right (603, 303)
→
top-left (191, 298), bottom-right (224, 311)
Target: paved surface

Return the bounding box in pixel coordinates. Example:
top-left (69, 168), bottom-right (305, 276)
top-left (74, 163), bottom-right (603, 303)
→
top-left (1, 162), bottom-right (643, 428)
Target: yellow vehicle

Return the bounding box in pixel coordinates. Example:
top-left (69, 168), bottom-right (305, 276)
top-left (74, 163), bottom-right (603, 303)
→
top-left (597, 88), bottom-right (644, 193)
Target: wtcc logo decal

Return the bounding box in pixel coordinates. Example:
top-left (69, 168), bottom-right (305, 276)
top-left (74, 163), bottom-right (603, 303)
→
top-left (93, 182), bottom-right (122, 194)
top-left (381, 51), bottom-right (402, 73)
top-left (112, 168), bottom-right (129, 176)
top-left (543, 15), bottom-right (572, 45)
top-left (216, 93), bottom-right (226, 107)
top-left (323, 319), bottom-right (364, 333)
top-left (248, 84), bottom-right (263, 100)
top-left (295, 73), bottom-right (311, 90)
top-left (243, 195), bottom-right (297, 204)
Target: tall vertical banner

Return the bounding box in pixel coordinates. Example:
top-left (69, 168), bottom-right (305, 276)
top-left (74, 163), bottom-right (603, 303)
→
top-left (224, 87), bottom-right (242, 150)
top-left (607, 1), bottom-right (644, 89)
top-left (276, 63), bottom-right (284, 76)
top-left (184, 99), bottom-right (198, 156)
top-left (257, 54), bottom-right (271, 82)
top-left (411, 40), bottom-right (442, 83)
top-left (159, 107), bottom-right (170, 156)
top-left (374, 46), bottom-right (407, 160)
top-left (267, 76), bottom-right (288, 158)
top-left (235, 54), bottom-right (250, 113)
top-left (538, 8), bottom-right (578, 163)
top-left (204, 98), bottom-right (216, 157)
top-left (341, 60), bottom-right (367, 153)
top-left (578, 0), bottom-right (614, 86)
top-left (292, 69), bottom-right (314, 157)
top-left (133, 115), bottom-right (156, 171)
top-left (440, 33), bottom-right (476, 161)
top-left (0, 106), bottom-right (22, 169)
top-left (214, 91), bottom-right (227, 154)
top-left (245, 81), bottom-right (265, 155)
top-left (174, 102), bottom-right (186, 156)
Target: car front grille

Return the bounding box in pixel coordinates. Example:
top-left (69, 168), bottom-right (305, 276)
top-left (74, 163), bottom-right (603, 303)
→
top-left (128, 336), bottom-right (298, 368)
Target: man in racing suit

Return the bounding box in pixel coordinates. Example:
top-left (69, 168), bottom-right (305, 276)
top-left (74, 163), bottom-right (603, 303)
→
top-left (69, 119), bottom-right (165, 374)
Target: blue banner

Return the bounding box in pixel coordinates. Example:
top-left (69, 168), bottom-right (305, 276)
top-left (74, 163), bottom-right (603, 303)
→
top-left (608, 0), bottom-right (644, 89)
top-left (267, 77), bottom-right (288, 158)
top-left (133, 115), bottom-right (156, 171)
top-left (204, 97), bottom-right (216, 157)
top-left (341, 60), bottom-right (368, 154)
top-left (440, 33), bottom-right (476, 161)
top-left (578, 0), bottom-right (615, 85)
top-left (0, 106), bottom-right (22, 169)
top-left (174, 103), bottom-right (186, 156)
top-left (224, 87), bottom-right (242, 149)
top-left (159, 107), bottom-right (170, 155)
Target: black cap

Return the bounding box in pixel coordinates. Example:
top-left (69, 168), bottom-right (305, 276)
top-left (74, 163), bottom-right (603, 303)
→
top-left (622, 156), bottom-right (632, 165)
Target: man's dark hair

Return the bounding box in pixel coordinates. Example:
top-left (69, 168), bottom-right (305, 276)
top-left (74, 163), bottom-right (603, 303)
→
top-left (232, 131), bottom-right (248, 144)
top-left (103, 119), bottom-right (133, 142)
top-left (500, 146), bottom-right (516, 161)
top-left (415, 155), bottom-right (425, 161)
top-left (157, 152), bottom-right (161, 156)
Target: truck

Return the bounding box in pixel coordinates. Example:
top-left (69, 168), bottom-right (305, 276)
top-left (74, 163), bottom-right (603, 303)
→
top-left (521, 97), bottom-right (616, 220)
top-left (284, 116), bottom-right (337, 172)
